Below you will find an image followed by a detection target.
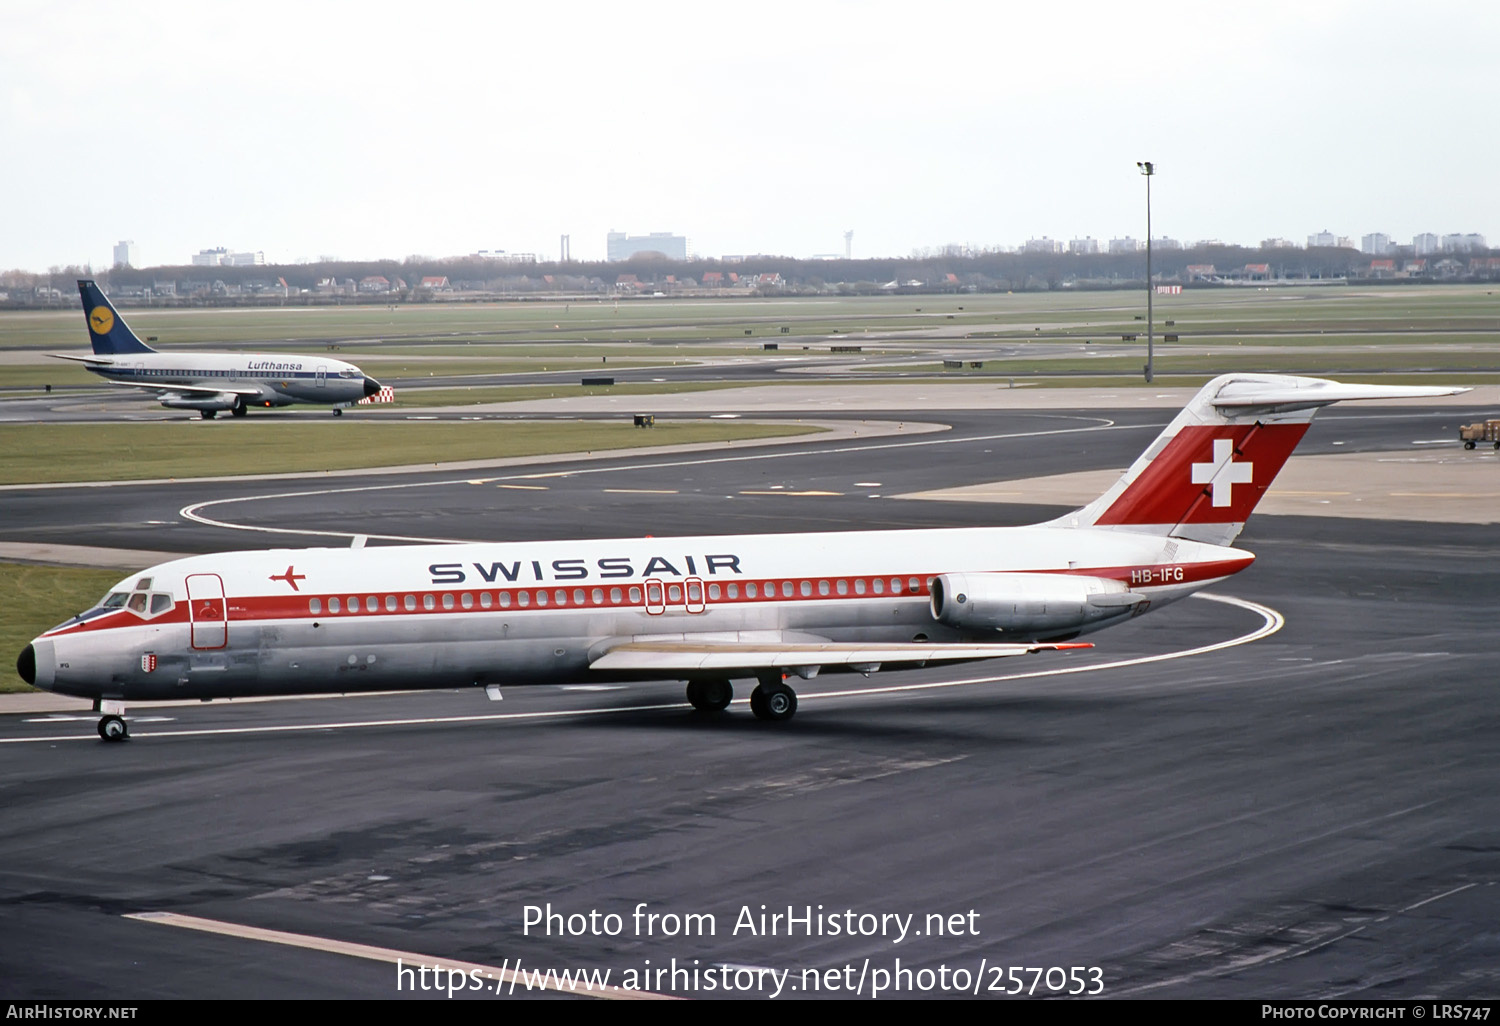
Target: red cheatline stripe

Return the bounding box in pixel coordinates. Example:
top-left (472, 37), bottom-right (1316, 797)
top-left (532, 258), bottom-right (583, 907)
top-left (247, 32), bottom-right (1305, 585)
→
top-left (43, 561), bottom-right (1250, 637)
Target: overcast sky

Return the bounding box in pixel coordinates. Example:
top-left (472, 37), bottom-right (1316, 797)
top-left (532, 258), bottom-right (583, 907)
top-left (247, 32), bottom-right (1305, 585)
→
top-left (4, 0), bottom-right (1496, 271)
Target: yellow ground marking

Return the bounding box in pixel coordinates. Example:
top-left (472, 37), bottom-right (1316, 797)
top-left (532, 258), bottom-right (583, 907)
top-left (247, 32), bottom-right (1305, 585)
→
top-left (123, 911), bottom-right (674, 1000)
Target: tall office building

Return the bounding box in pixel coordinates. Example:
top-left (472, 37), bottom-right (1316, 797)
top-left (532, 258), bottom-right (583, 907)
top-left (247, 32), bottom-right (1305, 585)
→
top-left (606, 231), bottom-right (690, 262)
top-left (112, 240), bottom-right (137, 267)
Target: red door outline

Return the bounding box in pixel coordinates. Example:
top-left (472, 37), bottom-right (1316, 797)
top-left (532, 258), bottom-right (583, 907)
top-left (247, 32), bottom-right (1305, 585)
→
top-left (684, 577), bottom-right (706, 614)
top-left (186, 573), bottom-right (228, 650)
top-left (644, 578), bottom-right (666, 615)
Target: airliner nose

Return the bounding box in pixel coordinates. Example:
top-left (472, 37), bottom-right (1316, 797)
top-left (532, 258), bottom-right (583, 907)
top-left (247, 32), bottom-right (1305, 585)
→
top-left (17, 644), bottom-right (36, 686)
top-left (363, 375), bottom-right (382, 397)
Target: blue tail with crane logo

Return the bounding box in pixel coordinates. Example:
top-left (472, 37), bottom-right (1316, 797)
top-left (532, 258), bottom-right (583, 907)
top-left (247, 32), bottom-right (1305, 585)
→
top-left (77, 280), bottom-right (155, 355)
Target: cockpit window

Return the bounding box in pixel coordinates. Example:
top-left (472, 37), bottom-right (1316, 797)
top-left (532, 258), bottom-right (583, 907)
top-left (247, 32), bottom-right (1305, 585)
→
top-left (135, 577), bottom-right (153, 591)
top-left (150, 593), bottom-right (173, 614)
top-left (102, 592), bottom-right (129, 609)
top-left (127, 593), bottom-right (148, 613)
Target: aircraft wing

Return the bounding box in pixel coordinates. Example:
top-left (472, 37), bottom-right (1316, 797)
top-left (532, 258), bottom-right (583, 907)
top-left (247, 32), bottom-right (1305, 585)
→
top-left (100, 378), bottom-right (265, 398)
top-left (589, 639), bottom-right (1090, 674)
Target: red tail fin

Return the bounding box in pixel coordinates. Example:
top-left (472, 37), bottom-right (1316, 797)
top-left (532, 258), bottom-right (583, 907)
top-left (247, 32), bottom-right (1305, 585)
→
top-left (1058, 374), bottom-right (1467, 545)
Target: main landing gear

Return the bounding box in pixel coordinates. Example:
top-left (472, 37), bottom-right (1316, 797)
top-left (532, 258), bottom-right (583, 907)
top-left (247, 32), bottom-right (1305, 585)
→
top-left (95, 700), bottom-right (129, 742)
top-left (684, 674), bottom-right (799, 721)
top-left (231, 398), bottom-right (248, 418)
top-left (685, 678), bottom-right (733, 712)
top-left (750, 677), bottom-right (798, 722)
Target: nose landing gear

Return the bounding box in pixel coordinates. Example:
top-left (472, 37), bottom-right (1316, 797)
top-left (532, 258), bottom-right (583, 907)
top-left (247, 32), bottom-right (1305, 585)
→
top-left (94, 699), bottom-right (130, 742)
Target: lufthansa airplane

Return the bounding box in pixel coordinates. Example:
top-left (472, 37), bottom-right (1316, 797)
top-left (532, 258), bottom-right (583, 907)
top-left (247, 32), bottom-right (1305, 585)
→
top-left (17, 373), bottom-right (1462, 739)
top-left (52, 280), bottom-right (383, 417)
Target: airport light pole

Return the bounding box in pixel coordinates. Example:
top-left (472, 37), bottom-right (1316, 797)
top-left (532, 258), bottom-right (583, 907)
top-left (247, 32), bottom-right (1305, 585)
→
top-left (1137, 161), bottom-right (1155, 383)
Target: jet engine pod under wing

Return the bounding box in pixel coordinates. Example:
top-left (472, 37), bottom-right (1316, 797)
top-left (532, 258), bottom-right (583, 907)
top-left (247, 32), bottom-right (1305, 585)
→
top-left (930, 571), bottom-right (1146, 635)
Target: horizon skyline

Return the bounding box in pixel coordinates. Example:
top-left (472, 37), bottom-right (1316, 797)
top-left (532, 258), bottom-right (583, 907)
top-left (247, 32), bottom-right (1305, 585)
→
top-left (37, 224), bottom-right (1494, 277)
top-left (5, 2), bottom-right (1497, 274)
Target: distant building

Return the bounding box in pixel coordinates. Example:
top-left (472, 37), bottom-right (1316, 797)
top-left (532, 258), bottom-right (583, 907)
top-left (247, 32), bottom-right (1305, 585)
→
top-left (1443, 233), bottom-right (1486, 253)
top-left (1260, 238), bottom-right (1298, 249)
top-left (1185, 264), bottom-right (1216, 281)
top-left (419, 276), bottom-right (451, 291)
top-left (1368, 259), bottom-right (1397, 277)
top-left (1069, 237), bottom-right (1098, 255)
top-left (1152, 237), bottom-right (1182, 250)
top-left (112, 240), bottom-right (137, 268)
top-left (1307, 230), bottom-right (1338, 248)
top-left (1108, 237), bottom-right (1140, 254)
top-left (1023, 237), bottom-right (1064, 254)
top-left (606, 231), bottom-right (690, 262)
top-left (192, 247), bottom-right (230, 267)
top-left (1413, 233), bottom-right (1441, 255)
top-left (227, 251), bottom-right (265, 266)
top-left (1361, 233), bottom-right (1393, 256)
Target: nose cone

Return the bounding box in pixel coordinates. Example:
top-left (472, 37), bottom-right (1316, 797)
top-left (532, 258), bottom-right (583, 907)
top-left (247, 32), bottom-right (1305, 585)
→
top-left (18, 639), bottom-right (57, 690)
top-left (363, 375), bottom-right (382, 398)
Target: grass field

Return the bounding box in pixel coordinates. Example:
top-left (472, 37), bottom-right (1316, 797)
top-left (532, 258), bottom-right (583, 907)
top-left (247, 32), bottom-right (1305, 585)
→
top-left (0, 420), bottom-right (822, 485)
top-left (1, 563), bottom-right (125, 693)
top-left (4, 286), bottom-right (1497, 351)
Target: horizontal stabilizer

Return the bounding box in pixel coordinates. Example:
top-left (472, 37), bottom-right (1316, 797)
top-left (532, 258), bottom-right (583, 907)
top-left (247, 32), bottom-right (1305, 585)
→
top-left (1211, 379), bottom-right (1468, 414)
top-left (590, 639), bottom-right (1090, 674)
top-left (48, 353), bottom-right (116, 366)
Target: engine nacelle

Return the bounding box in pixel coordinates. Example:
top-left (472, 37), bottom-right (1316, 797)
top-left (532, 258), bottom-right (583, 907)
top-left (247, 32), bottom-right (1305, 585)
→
top-left (160, 395), bottom-right (238, 412)
top-left (929, 571), bottom-right (1143, 635)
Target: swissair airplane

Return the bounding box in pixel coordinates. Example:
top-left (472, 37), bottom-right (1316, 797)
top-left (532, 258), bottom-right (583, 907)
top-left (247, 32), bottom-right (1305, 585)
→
top-left (17, 373), bottom-right (1462, 740)
top-left (52, 280), bottom-right (383, 417)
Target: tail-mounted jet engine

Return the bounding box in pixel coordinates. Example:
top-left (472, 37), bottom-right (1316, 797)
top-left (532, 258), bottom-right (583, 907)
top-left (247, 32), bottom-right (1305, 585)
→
top-left (929, 572), bottom-right (1145, 636)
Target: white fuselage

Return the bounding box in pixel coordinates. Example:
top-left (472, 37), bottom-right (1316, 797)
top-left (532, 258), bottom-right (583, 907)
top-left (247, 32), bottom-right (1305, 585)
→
top-left (89, 351), bottom-right (372, 407)
top-left (24, 524), bottom-right (1251, 702)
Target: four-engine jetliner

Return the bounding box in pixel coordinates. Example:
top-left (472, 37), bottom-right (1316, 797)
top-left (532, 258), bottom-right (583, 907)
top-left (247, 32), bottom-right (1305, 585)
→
top-left (17, 373), bottom-right (1464, 739)
top-left (52, 280), bottom-right (383, 417)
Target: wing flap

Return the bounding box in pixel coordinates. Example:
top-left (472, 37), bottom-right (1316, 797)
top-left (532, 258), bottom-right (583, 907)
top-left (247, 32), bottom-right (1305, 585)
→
top-left (589, 639), bottom-right (1090, 673)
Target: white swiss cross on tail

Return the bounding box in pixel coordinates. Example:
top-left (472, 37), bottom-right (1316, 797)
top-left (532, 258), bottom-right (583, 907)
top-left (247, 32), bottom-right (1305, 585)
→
top-left (1191, 438), bottom-right (1254, 507)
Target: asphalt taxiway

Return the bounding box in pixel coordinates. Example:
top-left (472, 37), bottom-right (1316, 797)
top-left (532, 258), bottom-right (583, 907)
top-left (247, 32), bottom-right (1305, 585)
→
top-left (1, 402), bottom-right (1496, 999)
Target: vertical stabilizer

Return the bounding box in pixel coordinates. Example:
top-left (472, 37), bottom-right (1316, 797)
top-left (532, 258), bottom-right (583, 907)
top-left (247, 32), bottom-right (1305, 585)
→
top-left (77, 280), bottom-right (154, 355)
top-left (1054, 374), bottom-right (1467, 546)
